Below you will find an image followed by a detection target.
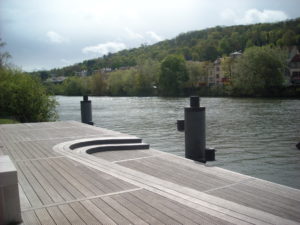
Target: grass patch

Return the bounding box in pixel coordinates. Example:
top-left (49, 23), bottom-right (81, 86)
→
top-left (0, 118), bottom-right (19, 124)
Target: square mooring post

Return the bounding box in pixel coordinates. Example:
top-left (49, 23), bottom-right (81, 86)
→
top-left (0, 155), bottom-right (22, 225)
top-left (184, 96), bottom-right (206, 162)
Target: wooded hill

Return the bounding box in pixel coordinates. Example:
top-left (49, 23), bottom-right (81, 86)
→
top-left (36, 18), bottom-right (300, 78)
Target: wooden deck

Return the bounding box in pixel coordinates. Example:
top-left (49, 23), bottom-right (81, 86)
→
top-left (0, 121), bottom-right (300, 225)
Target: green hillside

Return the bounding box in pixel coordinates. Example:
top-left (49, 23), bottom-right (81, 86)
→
top-left (37, 17), bottom-right (300, 78)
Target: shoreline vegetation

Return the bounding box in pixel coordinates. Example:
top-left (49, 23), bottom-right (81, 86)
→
top-left (1, 19), bottom-right (300, 123)
top-left (43, 46), bottom-right (300, 98)
top-left (0, 118), bottom-right (19, 124)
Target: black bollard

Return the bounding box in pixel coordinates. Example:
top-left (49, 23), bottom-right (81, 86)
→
top-left (177, 120), bottom-right (185, 132)
top-left (80, 95), bottom-right (94, 125)
top-left (184, 96), bottom-right (206, 162)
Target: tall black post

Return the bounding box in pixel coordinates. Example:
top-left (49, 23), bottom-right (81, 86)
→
top-left (80, 96), bottom-right (94, 125)
top-left (184, 96), bottom-right (206, 162)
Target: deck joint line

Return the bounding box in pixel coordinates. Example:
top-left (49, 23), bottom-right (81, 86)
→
top-left (15, 135), bottom-right (103, 143)
top-left (15, 155), bottom-right (66, 162)
top-left (204, 178), bottom-right (256, 193)
top-left (111, 154), bottom-right (163, 163)
top-left (21, 187), bottom-right (143, 212)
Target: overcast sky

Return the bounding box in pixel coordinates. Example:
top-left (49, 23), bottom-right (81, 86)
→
top-left (0, 0), bottom-right (299, 72)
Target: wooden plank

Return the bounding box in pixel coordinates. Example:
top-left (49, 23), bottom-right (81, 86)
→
top-left (2, 121), bottom-right (300, 225)
top-left (21, 141), bottom-right (50, 159)
top-left (47, 206), bottom-right (72, 225)
top-left (131, 189), bottom-right (199, 225)
top-left (29, 139), bottom-right (61, 158)
top-left (245, 179), bottom-right (300, 201)
top-left (94, 149), bottom-right (154, 162)
top-left (20, 141), bottom-right (44, 159)
top-left (3, 141), bottom-right (24, 161)
top-left (39, 159), bottom-right (84, 200)
top-left (14, 141), bottom-right (35, 160)
top-left (111, 194), bottom-right (165, 225)
top-left (54, 157), bottom-right (107, 196)
top-left (74, 161), bottom-right (135, 193)
top-left (82, 154), bottom-right (280, 225)
top-left (32, 159), bottom-right (75, 201)
top-left (64, 152), bottom-right (290, 225)
top-left (101, 195), bottom-right (149, 225)
top-left (80, 199), bottom-right (117, 225)
top-left (22, 210), bottom-right (41, 225)
top-left (73, 166), bottom-right (120, 194)
top-left (58, 204), bottom-right (86, 225)
top-left (233, 183), bottom-right (300, 210)
top-left (120, 156), bottom-right (234, 191)
top-left (121, 192), bottom-right (182, 225)
top-left (139, 189), bottom-right (234, 225)
top-left (17, 161), bottom-right (53, 205)
top-left (91, 197), bottom-right (132, 225)
top-left (35, 208), bottom-right (56, 225)
top-left (19, 183), bottom-right (31, 209)
top-left (209, 184), bottom-right (300, 223)
top-left (15, 164), bottom-right (43, 207)
top-left (118, 158), bottom-right (214, 191)
top-left (23, 160), bottom-right (64, 203)
top-left (54, 157), bottom-right (112, 195)
top-left (159, 153), bottom-right (248, 182)
top-left (46, 158), bottom-right (96, 197)
top-left (69, 201), bottom-right (100, 225)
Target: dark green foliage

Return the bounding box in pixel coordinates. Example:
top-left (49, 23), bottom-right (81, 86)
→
top-left (106, 60), bottom-right (159, 96)
top-left (90, 73), bottom-right (107, 96)
top-left (0, 68), bottom-right (58, 122)
top-left (230, 46), bottom-right (288, 96)
top-left (62, 76), bottom-right (90, 96)
top-left (159, 55), bottom-right (188, 96)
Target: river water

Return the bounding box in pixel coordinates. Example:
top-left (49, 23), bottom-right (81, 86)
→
top-left (56, 96), bottom-right (300, 189)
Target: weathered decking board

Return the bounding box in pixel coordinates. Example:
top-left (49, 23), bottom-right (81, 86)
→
top-left (1, 121), bottom-right (300, 225)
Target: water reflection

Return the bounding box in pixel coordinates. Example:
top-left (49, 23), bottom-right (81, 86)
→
top-left (57, 96), bottom-right (300, 189)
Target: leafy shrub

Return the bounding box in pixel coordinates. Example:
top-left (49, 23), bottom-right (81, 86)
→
top-left (0, 68), bottom-right (58, 122)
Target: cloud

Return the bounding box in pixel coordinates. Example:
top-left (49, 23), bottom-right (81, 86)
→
top-left (221, 8), bottom-right (288, 25)
top-left (124, 27), bottom-right (144, 40)
top-left (46, 31), bottom-right (67, 44)
top-left (240, 9), bottom-right (288, 24)
top-left (146, 31), bottom-right (163, 42)
top-left (82, 42), bottom-right (127, 55)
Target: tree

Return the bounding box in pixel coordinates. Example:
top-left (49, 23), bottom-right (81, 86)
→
top-left (0, 40), bottom-right (58, 122)
top-left (62, 76), bottom-right (90, 96)
top-left (0, 68), bottom-right (58, 122)
top-left (230, 46), bottom-right (287, 96)
top-left (136, 59), bottom-right (160, 95)
top-left (186, 61), bottom-right (208, 88)
top-left (159, 55), bottom-right (188, 96)
top-left (90, 72), bottom-right (107, 96)
top-left (107, 70), bottom-right (125, 96)
top-left (0, 39), bottom-right (11, 68)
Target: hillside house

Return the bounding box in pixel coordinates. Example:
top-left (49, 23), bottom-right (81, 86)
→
top-left (75, 70), bottom-right (87, 77)
top-left (46, 76), bottom-right (66, 84)
top-left (288, 47), bottom-right (300, 85)
top-left (207, 51), bottom-right (242, 86)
